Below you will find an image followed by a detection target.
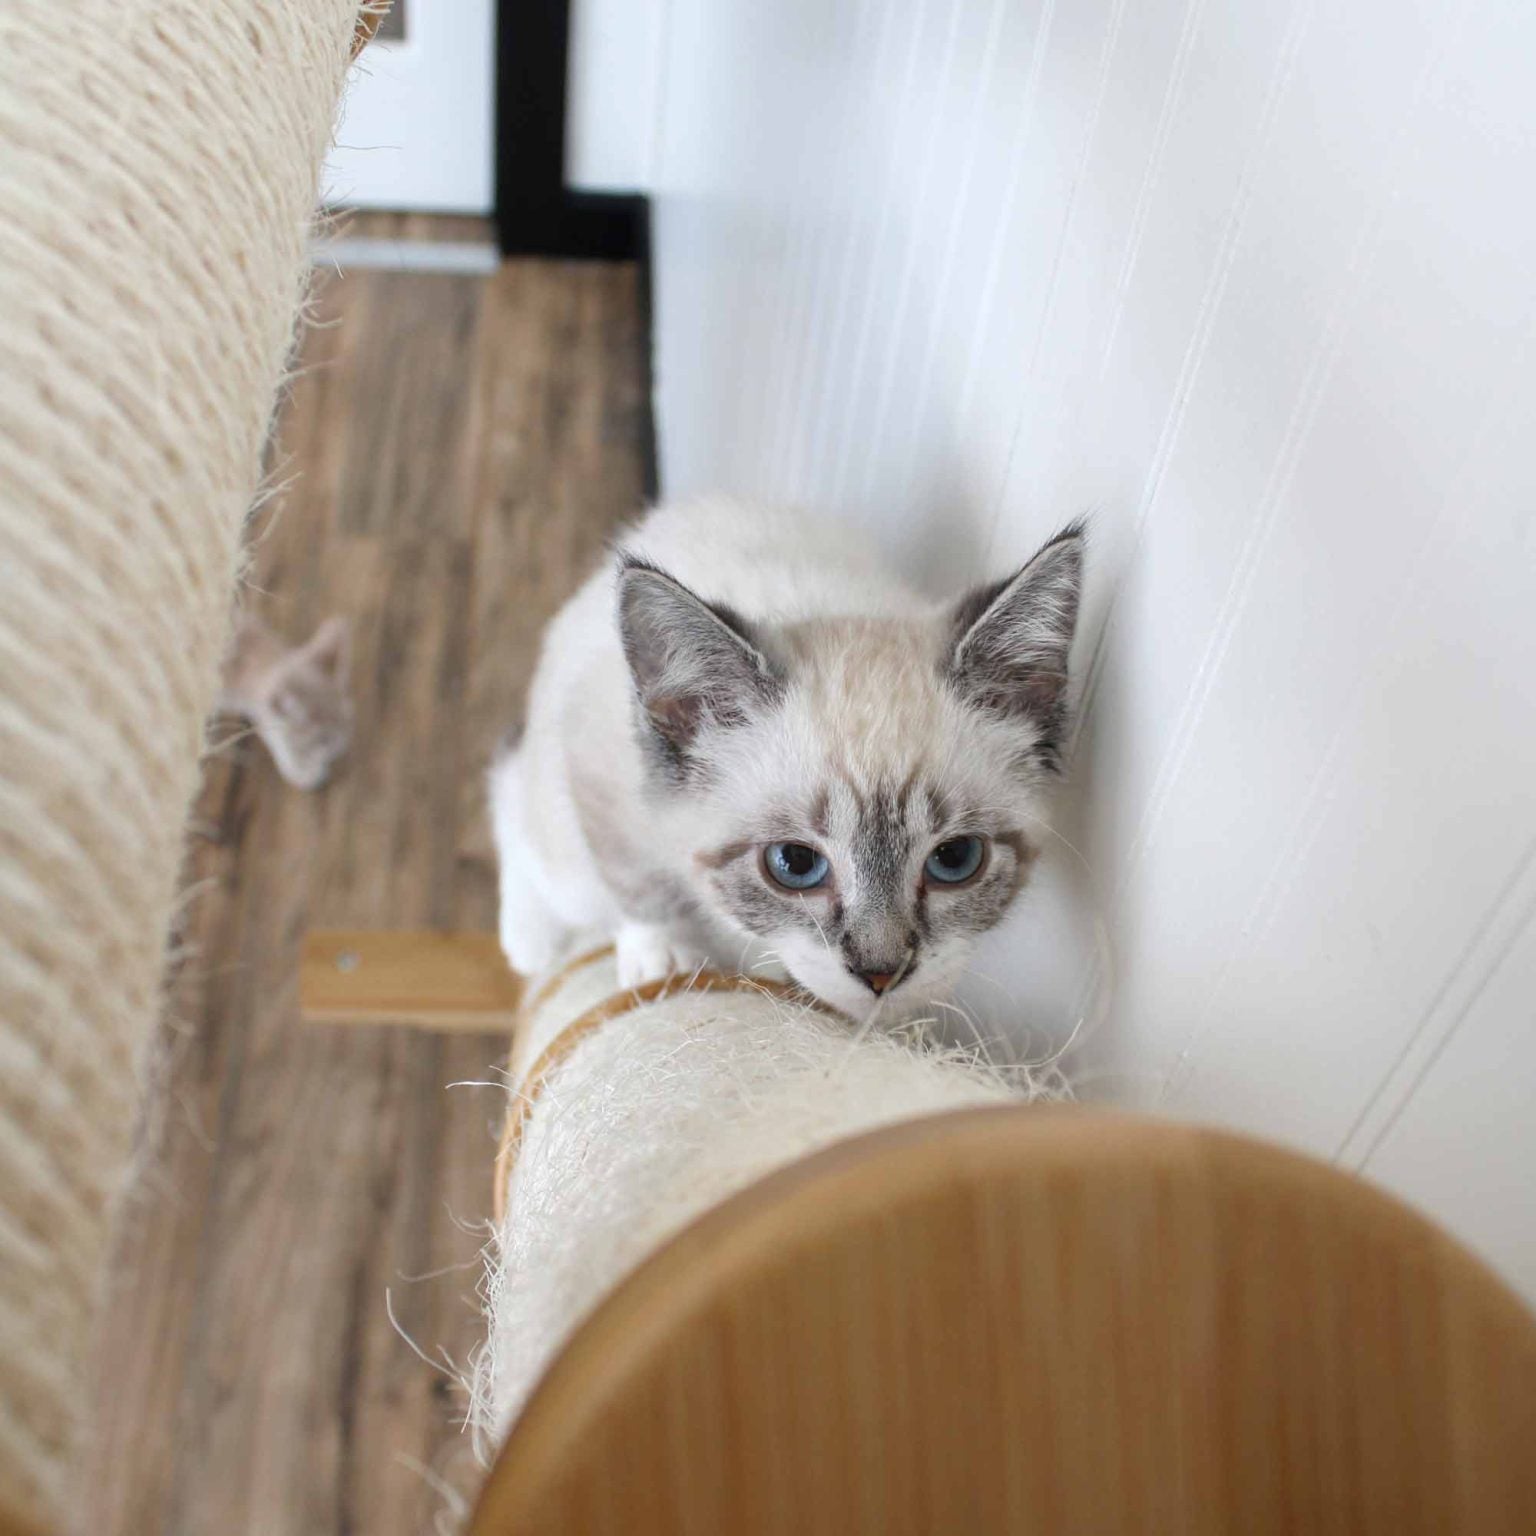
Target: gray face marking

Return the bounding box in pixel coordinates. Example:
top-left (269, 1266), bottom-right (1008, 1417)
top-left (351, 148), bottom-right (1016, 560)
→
top-left (841, 779), bottom-right (918, 974)
top-left (696, 838), bottom-right (755, 871)
top-left (808, 786), bottom-right (830, 840)
top-left (993, 828), bottom-right (1038, 878)
top-left (712, 861), bottom-right (803, 936)
top-left (703, 832), bottom-right (825, 939)
top-left (940, 845), bottom-right (1030, 934)
top-left (704, 778), bottom-right (1040, 998)
top-left (920, 782), bottom-right (947, 833)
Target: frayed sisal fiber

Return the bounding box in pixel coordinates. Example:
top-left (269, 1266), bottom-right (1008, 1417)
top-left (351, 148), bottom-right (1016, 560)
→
top-left (469, 954), bottom-right (1067, 1458)
top-left (0, 3), bottom-right (358, 1529)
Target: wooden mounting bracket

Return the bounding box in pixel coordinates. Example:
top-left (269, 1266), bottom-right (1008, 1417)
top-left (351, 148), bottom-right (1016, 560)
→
top-left (300, 929), bottom-right (522, 1033)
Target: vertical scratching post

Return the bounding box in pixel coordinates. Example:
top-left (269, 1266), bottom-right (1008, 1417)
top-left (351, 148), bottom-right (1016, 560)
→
top-left (0, 3), bottom-right (360, 1527)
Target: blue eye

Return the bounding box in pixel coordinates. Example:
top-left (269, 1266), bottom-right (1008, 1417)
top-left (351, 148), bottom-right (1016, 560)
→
top-left (925, 835), bottom-right (985, 885)
top-left (764, 842), bottom-right (830, 890)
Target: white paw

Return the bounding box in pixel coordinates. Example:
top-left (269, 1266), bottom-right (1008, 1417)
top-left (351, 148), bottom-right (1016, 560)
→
top-left (615, 921), bottom-right (703, 989)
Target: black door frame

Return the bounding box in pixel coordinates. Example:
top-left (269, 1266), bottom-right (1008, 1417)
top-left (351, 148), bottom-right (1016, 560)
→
top-left (496, 0), bottom-right (646, 259)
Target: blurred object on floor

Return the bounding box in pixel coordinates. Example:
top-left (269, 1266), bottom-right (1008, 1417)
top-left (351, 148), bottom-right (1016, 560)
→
top-left (218, 614), bottom-right (355, 791)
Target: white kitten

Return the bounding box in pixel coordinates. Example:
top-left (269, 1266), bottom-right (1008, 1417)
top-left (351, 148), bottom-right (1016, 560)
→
top-left (490, 498), bottom-right (1082, 1023)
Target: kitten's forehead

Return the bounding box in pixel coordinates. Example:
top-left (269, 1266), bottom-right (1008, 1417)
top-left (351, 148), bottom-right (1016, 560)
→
top-left (773, 614), bottom-right (965, 799)
top-left (778, 615), bottom-right (948, 750)
top-left (816, 769), bottom-right (940, 840)
top-left (767, 614), bottom-right (1033, 819)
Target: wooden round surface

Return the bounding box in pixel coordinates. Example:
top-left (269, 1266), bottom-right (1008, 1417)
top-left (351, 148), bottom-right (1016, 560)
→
top-left (0, 1507), bottom-right (45, 1536)
top-left (470, 1107), bottom-right (1536, 1535)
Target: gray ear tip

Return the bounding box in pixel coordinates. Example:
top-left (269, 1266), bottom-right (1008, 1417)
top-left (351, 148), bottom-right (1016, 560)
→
top-left (1016, 522), bottom-right (1086, 606)
top-left (614, 555), bottom-right (677, 624)
top-left (1041, 518), bottom-right (1088, 565)
top-left (615, 551), bottom-right (666, 584)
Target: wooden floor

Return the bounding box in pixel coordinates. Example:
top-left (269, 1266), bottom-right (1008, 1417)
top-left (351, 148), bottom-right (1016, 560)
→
top-left (85, 252), bottom-right (647, 1535)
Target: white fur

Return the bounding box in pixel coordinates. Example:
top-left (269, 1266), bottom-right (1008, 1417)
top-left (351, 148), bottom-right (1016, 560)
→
top-left (488, 749), bottom-right (569, 976)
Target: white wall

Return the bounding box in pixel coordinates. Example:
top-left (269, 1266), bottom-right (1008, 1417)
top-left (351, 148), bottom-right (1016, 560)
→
top-left (565, 0), bottom-right (669, 191)
top-left (324, 0), bottom-right (495, 212)
top-left (590, 0), bottom-right (1536, 1300)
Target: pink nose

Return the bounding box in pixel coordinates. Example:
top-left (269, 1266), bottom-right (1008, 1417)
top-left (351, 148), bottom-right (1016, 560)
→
top-left (860, 970), bottom-right (897, 994)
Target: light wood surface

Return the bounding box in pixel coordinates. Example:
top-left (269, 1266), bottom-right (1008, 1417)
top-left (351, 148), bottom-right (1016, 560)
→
top-left (83, 250), bottom-right (646, 1535)
top-left (0, 1503), bottom-right (45, 1536)
top-left (301, 929), bottom-right (523, 1030)
top-left (472, 1108), bottom-right (1536, 1536)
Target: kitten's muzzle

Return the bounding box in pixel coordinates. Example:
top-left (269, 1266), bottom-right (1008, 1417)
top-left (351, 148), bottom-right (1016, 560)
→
top-left (850, 948), bottom-right (916, 996)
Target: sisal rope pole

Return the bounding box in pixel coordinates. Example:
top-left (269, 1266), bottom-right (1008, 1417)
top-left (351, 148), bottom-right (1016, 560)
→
top-left (0, 3), bottom-right (360, 1528)
top-left (469, 952), bottom-right (1068, 1457)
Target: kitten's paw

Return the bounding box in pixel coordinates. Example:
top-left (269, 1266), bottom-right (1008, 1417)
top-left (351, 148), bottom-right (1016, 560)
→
top-left (615, 921), bottom-right (703, 989)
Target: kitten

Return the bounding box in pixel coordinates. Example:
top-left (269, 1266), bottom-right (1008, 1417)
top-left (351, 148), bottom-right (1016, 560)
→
top-left (491, 499), bottom-right (1083, 1023)
top-left (218, 614), bottom-right (353, 790)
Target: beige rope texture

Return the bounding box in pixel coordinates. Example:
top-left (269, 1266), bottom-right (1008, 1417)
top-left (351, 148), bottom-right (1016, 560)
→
top-left (491, 957), bottom-right (815, 1224)
top-left (0, 3), bottom-right (358, 1528)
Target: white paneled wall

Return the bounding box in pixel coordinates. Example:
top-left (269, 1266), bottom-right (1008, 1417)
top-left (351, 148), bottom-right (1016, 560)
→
top-left (565, 0), bottom-right (668, 190)
top-left (579, 0), bottom-right (1536, 1297)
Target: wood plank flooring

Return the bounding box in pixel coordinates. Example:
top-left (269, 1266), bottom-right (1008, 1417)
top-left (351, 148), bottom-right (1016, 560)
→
top-left (84, 253), bottom-right (647, 1536)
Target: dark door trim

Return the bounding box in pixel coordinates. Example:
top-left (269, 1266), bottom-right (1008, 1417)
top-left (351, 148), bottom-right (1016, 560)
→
top-left (496, 0), bottom-right (645, 259)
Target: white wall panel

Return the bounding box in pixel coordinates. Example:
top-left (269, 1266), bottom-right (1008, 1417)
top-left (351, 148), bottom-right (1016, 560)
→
top-left (1360, 854), bottom-right (1536, 1299)
top-left (566, 0), bottom-right (668, 190)
top-left (611, 0), bottom-right (1536, 1296)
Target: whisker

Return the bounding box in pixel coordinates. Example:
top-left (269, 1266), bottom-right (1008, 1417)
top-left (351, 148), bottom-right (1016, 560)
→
top-left (828, 945), bottom-right (915, 1075)
top-left (796, 892), bottom-right (835, 961)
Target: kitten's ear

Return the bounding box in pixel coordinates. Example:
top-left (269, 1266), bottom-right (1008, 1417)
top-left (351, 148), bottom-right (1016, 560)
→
top-left (617, 557), bottom-right (781, 764)
top-left (946, 523), bottom-right (1084, 768)
top-left (301, 616), bottom-right (351, 685)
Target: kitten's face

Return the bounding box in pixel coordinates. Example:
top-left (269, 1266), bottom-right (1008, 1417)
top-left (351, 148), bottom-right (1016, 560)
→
top-left (619, 527), bottom-right (1082, 1023)
top-left (690, 742), bottom-right (1042, 1024)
